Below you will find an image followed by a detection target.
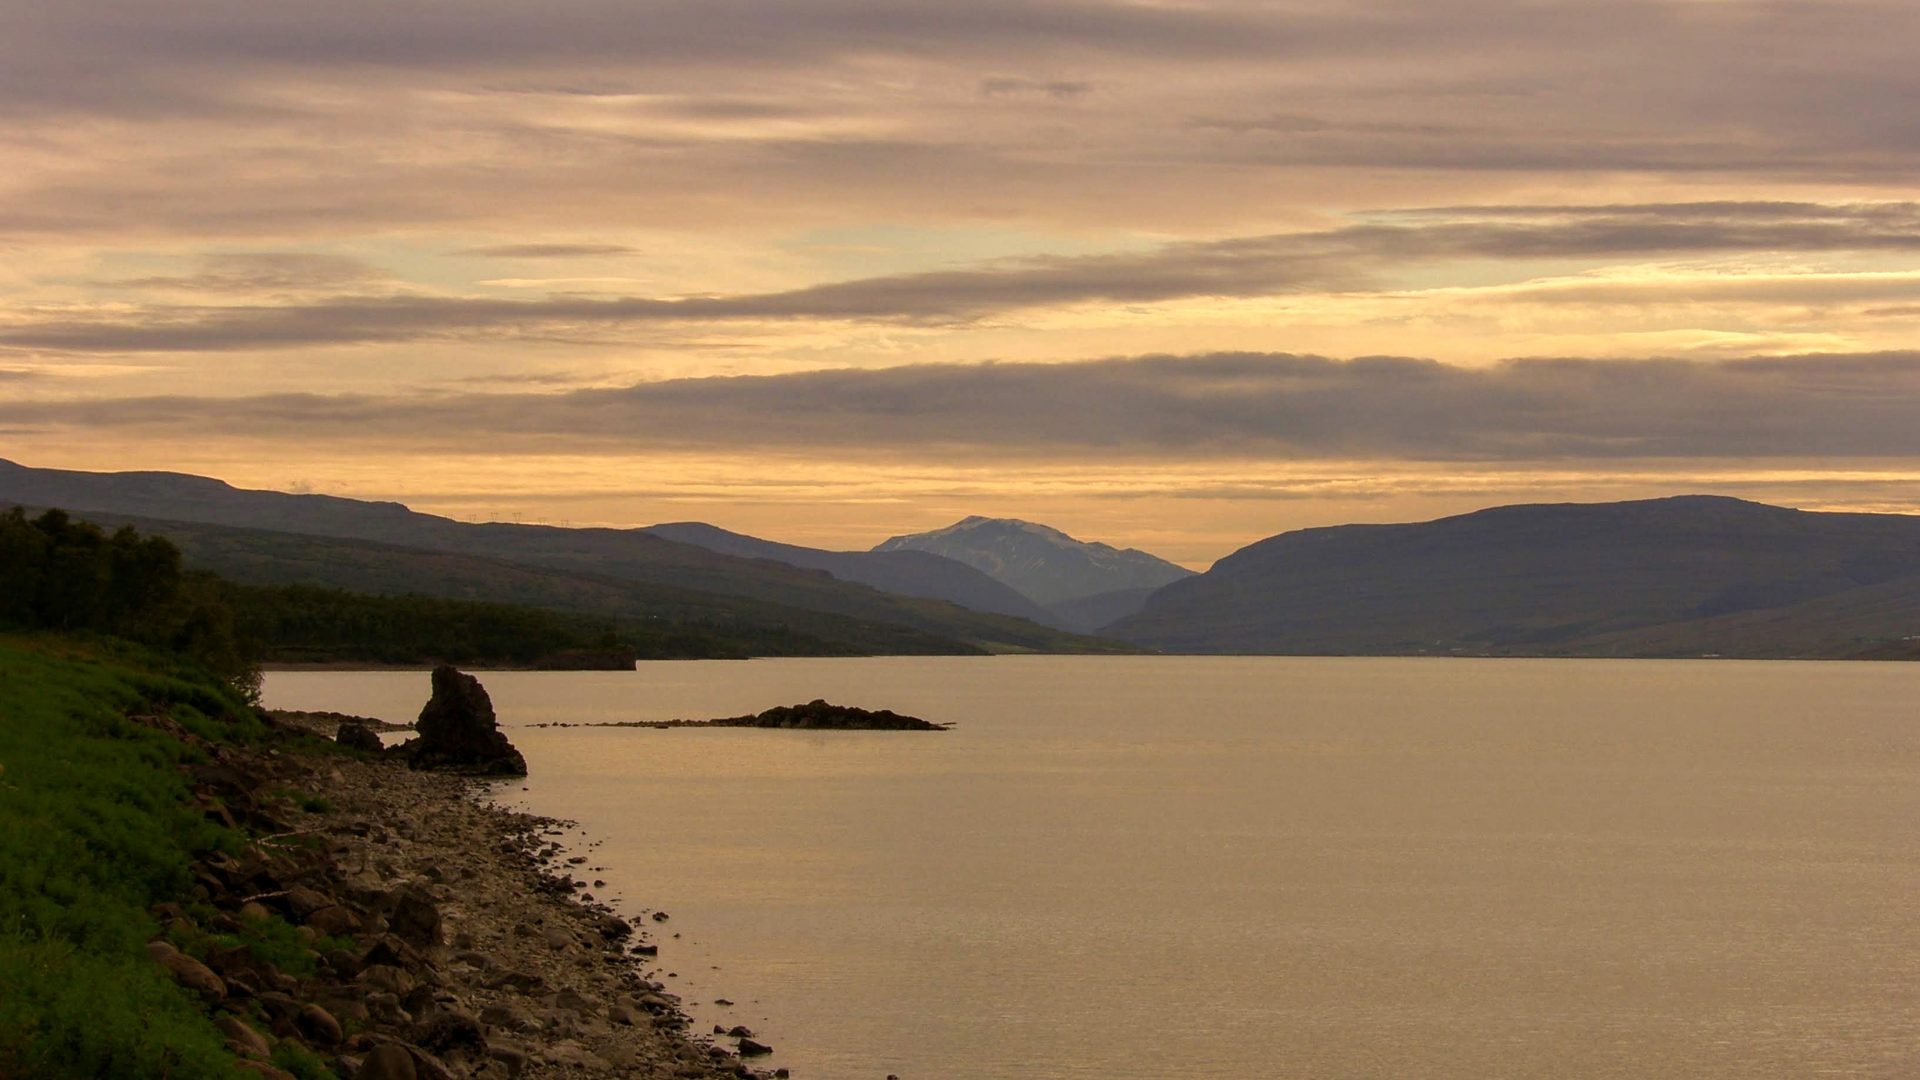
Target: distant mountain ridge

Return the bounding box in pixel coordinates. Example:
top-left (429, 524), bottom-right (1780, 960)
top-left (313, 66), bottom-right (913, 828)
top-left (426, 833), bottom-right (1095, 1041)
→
top-left (15, 456), bottom-right (1919, 659)
top-left (873, 515), bottom-right (1196, 630)
top-left (639, 521), bottom-right (1061, 626)
top-left (1109, 495), bottom-right (1920, 657)
top-left (0, 458), bottom-right (1125, 655)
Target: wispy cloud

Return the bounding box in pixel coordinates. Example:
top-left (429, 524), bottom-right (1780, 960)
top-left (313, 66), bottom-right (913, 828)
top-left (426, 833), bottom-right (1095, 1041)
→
top-left (11, 203), bottom-right (1920, 353)
top-left (15, 351), bottom-right (1920, 462)
top-left (979, 77), bottom-right (1093, 100)
top-left (456, 243), bottom-right (639, 258)
top-left (96, 252), bottom-right (384, 294)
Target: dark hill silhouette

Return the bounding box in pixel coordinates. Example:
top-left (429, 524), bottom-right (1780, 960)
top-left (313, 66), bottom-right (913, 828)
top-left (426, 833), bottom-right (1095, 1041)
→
top-left (21, 507), bottom-right (990, 656)
top-left (1108, 495), bottom-right (1920, 657)
top-left (641, 521), bottom-right (1062, 626)
top-left (0, 459), bottom-right (1123, 655)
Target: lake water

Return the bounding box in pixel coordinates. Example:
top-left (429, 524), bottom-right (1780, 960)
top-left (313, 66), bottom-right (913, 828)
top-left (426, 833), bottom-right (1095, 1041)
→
top-left (265, 657), bottom-right (1920, 1079)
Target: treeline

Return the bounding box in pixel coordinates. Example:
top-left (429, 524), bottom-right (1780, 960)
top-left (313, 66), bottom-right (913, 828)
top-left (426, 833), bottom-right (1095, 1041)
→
top-left (3, 507), bottom-right (887, 670)
top-left (217, 581), bottom-right (936, 664)
top-left (0, 507), bottom-right (256, 694)
top-left (221, 582), bottom-right (723, 666)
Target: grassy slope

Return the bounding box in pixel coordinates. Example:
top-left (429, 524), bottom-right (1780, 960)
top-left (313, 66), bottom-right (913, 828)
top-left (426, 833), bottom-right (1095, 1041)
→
top-left (1114, 496), bottom-right (1920, 657)
top-left (1561, 572), bottom-right (1920, 658)
top-left (222, 581), bottom-right (864, 664)
top-left (0, 460), bottom-right (1127, 653)
top-left (0, 635), bottom-right (260, 1079)
top-left (57, 510), bottom-right (1130, 656)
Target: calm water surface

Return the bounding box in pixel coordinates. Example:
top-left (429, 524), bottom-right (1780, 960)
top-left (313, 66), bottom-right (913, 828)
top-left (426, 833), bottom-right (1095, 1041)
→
top-left (265, 657), bottom-right (1920, 1079)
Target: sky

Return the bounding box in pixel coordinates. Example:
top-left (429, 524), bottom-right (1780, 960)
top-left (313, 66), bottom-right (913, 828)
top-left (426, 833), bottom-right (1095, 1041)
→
top-left (6, 0), bottom-right (1920, 566)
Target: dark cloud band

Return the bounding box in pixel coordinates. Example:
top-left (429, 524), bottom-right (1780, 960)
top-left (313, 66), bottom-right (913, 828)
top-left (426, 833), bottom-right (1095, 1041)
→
top-left (15, 351), bottom-right (1920, 462)
top-left (8, 203), bottom-right (1920, 353)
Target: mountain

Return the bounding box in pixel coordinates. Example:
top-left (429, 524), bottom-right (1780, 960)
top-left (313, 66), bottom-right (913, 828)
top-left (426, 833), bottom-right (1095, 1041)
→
top-left (25, 507), bottom-right (992, 657)
top-left (1108, 495), bottom-right (1920, 657)
top-left (873, 516), bottom-right (1195, 629)
top-left (0, 459), bottom-right (1127, 655)
top-left (640, 521), bottom-right (1061, 626)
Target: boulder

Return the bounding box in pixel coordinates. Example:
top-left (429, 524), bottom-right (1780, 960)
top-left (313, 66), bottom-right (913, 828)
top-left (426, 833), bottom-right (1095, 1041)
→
top-left (336, 721), bottom-right (385, 753)
top-left (295, 1003), bottom-right (344, 1048)
top-left (216, 1015), bottom-right (272, 1060)
top-left (305, 904), bottom-right (362, 937)
top-left (389, 884), bottom-right (443, 948)
top-left (487, 1039), bottom-right (531, 1079)
top-left (403, 666), bottom-right (528, 776)
top-left (282, 884), bottom-right (334, 921)
top-left (146, 940), bottom-right (225, 1003)
top-left (414, 1006), bottom-right (487, 1054)
top-left (480, 1002), bottom-right (541, 1033)
top-left (355, 1044), bottom-right (419, 1080)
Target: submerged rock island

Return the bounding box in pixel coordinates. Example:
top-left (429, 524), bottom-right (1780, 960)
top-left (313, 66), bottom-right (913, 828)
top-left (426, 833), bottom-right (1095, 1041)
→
top-left (533, 698), bottom-right (950, 731)
top-left (713, 699), bottom-right (948, 730)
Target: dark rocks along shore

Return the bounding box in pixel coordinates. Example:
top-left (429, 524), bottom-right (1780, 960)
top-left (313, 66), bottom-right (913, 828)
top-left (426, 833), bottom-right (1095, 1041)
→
top-left (144, 669), bottom-right (779, 1079)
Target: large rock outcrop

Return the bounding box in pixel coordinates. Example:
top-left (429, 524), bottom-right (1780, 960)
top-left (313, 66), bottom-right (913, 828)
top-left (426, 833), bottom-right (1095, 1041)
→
top-left (402, 666), bottom-right (528, 776)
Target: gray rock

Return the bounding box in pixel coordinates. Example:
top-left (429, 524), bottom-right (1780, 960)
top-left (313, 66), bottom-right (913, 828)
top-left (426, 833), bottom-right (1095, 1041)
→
top-left (216, 1015), bottom-right (271, 1060)
top-left (354, 1044), bottom-right (419, 1080)
top-left (146, 941), bottom-right (225, 1003)
top-left (283, 884), bottom-right (334, 921)
top-left (487, 1039), bottom-right (531, 1078)
top-left (295, 1003), bottom-right (343, 1048)
top-left (337, 720), bottom-right (385, 752)
top-left (306, 904), bottom-right (362, 937)
top-left (480, 1002), bottom-right (541, 1032)
top-left (390, 884), bottom-right (443, 948)
top-left (405, 666), bottom-right (528, 776)
top-left (414, 1006), bottom-right (487, 1053)
top-left (357, 963), bottom-right (419, 997)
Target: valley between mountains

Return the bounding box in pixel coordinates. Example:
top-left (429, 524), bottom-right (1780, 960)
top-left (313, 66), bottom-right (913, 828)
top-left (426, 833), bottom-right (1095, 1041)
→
top-left (4, 457), bottom-right (1917, 661)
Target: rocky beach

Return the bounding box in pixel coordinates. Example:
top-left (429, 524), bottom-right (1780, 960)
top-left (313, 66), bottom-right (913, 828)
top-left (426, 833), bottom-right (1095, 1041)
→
top-left (149, 670), bottom-right (787, 1080)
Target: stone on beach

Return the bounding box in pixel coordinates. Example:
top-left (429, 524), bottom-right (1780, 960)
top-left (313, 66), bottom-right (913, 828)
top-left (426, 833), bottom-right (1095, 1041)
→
top-left (336, 720), bottom-right (385, 753)
top-left (400, 665), bottom-right (528, 776)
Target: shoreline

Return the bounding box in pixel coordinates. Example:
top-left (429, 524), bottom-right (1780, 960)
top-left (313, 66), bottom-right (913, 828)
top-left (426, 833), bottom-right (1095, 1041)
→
top-left (251, 733), bottom-right (782, 1079)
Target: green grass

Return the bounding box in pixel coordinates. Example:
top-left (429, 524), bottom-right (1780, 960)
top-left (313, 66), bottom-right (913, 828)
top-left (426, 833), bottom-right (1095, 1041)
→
top-left (0, 633), bottom-right (263, 1079)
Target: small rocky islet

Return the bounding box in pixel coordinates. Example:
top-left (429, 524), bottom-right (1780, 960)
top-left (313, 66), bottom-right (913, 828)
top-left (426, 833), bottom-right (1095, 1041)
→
top-left (531, 699), bottom-right (949, 732)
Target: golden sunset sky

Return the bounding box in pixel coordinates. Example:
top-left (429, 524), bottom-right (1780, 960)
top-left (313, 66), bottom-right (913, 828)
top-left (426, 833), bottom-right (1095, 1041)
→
top-left (6, 0), bottom-right (1920, 564)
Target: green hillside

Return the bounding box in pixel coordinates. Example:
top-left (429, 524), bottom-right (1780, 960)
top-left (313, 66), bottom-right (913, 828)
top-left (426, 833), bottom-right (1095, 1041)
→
top-left (41, 509), bottom-right (1136, 656)
top-left (1112, 496), bottom-right (1920, 658)
top-left (0, 460), bottom-right (1130, 654)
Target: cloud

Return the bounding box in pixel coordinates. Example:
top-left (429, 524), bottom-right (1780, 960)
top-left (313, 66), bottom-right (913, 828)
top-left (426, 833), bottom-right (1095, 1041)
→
top-left (98, 252), bottom-right (384, 294)
top-left (979, 77), bottom-right (1093, 100)
top-left (9, 203), bottom-right (1920, 352)
top-left (3, 0), bottom-right (1919, 248)
top-left (15, 351), bottom-right (1920, 462)
top-left (457, 243), bottom-right (639, 258)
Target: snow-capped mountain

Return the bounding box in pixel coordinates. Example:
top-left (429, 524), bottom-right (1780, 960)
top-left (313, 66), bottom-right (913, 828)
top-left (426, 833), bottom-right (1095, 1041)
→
top-left (873, 516), bottom-right (1195, 625)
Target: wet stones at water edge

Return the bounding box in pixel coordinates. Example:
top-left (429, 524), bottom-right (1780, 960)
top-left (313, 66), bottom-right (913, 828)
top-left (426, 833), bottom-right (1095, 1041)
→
top-left (336, 721), bottom-right (384, 753)
top-left (393, 665), bottom-right (529, 776)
